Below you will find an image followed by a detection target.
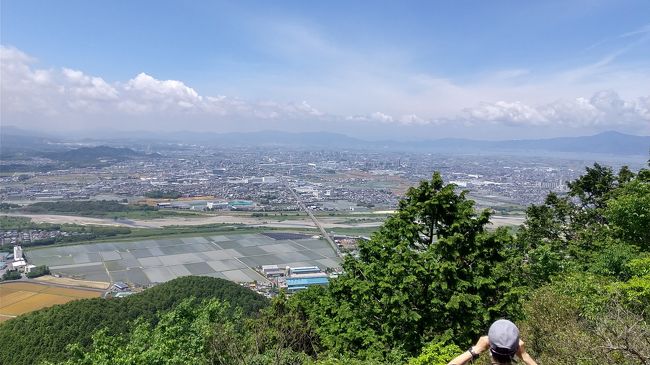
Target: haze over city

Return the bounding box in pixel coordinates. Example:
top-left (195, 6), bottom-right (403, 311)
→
top-left (2, 0), bottom-right (649, 140)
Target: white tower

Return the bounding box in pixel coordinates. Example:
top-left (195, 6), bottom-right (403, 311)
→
top-left (13, 246), bottom-right (23, 260)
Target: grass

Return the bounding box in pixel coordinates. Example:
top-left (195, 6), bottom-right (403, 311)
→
top-left (104, 209), bottom-right (196, 219)
top-left (337, 217), bottom-right (387, 225)
top-left (0, 215), bottom-right (44, 230)
top-left (327, 226), bottom-right (381, 237)
top-left (247, 212), bottom-right (309, 221)
top-left (14, 200), bottom-right (204, 219)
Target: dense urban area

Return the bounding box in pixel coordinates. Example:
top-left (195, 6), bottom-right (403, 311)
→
top-left (4, 143), bottom-right (638, 209)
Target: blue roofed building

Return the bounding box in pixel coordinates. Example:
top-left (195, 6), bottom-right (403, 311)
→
top-left (286, 276), bottom-right (329, 293)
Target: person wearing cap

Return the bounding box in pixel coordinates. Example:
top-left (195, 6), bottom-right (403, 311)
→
top-left (447, 319), bottom-right (538, 365)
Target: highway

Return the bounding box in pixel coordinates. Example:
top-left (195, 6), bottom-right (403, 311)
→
top-left (281, 177), bottom-right (342, 258)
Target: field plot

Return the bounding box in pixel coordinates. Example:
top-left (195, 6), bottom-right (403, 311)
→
top-left (0, 282), bottom-right (101, 322)
top-left (28, 232), bottom-right (340, 286)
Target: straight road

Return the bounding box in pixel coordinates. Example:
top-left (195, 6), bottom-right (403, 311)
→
top-left (281, 177), bottom-right (342, 258)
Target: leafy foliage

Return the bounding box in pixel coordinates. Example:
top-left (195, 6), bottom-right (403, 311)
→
top-left (0, 276), bottom-right (268, 365)
top-left (21, 200), bottom-right (157, 217)
top-left (53, 299), bottom-right (236, 365)
top-left (605, 177), bottom-right (650, 249)
top-left (523, 275), bottom-right (650, 365)
top-left (0, 202), bottom-right (20, 210)
top-left (144, 190), bottom-right (183, 199)
top-left (26, 265), bottom-right (50, 278)
top-left (303, 173), bottom-right (522, 359)
top-left (407, 335), bottom-right (462, 365)
top-left (1, 270), bottom-right (22, 281)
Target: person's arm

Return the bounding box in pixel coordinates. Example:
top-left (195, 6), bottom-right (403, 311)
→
top-left (516, 340), bottom-right (538, 365)
top-left (447, 336), bottom-right (490, 365)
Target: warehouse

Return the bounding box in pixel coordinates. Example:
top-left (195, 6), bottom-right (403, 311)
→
top-left (286, 276), bottom-right (329, 292)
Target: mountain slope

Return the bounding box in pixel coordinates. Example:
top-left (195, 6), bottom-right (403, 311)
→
top-left (0, 276), bottom-right (268, 365)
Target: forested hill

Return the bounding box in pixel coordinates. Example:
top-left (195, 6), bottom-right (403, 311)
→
top-left (0, 276), bottom-right (268, 365)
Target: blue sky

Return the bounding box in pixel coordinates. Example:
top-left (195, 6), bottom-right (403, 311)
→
top-left (1, 0), bottom-right (649, 139)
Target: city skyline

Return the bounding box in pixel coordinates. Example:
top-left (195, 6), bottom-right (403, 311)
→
top-left (2, 0), bottom-right (649, 139)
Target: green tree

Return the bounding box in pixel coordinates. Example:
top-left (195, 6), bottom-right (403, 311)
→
top-left (308, 173), bottom-right (521, 358)
top-left (407, 335), bottom-right (462, 365)
top-left (57, 299), bottom-right (226, 365)
top-left (1, 270), bottom-right (21, 281)
top-left (26, 265), bottom-right (50, 278)
top-left (516, 163), bottom-right (645, 287)
top-left (0, 276), bottom-right (268, 365)
top-left (605, 176), bottom-right (650, 250)
top-left (523, 273), bottom-right (650, 365)
top-left (567, 162), bottom-right (617, 211)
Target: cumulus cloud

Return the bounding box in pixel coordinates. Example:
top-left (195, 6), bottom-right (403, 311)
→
top-left (1, 45), bottom-right (649, 135)
top-left (464, 101), bottom-right (546, 126)
top-left (462, 90), bottom-right (650, 128)
top-left (0, 46), bottom-right (327, 129)
top-left (345, 112), bottom-right (438, 126)
top-left (0, 46), bottom-right (62, 116)
top-left (62, 68), bottom-right (118, 104)
top-left (398, 114), bottom-right (430, 125)
top-left (122, 72), bottom-right (201, 112)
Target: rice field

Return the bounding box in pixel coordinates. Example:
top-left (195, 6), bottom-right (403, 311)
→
top-left (27, 232), bottom-right (341, 286)
top-left (0, 282), bottom-right (101, 322)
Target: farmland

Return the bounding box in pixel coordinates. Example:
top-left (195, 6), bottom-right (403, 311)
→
top-left (0, 282), bottom-right (101, 322)
top-left (27, 232), bottom-right (341, 286)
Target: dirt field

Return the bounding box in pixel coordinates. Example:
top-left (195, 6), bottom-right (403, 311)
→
top-left (489, 215), bottom-right (526, 228)
top-left (33, 275), bottom-right (110, 289)
top-left (6, 213), bottom-right (382, 229)
top-left (7, 212), bottom-right (521, 231)
top-left (0, 282), bottom-right (101, 322)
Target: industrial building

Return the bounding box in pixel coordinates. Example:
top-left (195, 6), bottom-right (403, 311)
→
top-left (286, 277), bottom-right (330, 292)
top-left (287, 266), bottom-right (321, 276)
top-left (112, 282), bottom-right (130, 291)
top-left (280, 265), bottom-right (331, 293)
top-left (261, 265), bottom-right (285, 278)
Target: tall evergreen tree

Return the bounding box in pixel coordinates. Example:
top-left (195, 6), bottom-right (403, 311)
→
top-left (309, 173), bottom-right (521, 358)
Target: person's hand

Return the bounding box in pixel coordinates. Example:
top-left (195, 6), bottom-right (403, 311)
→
top-left (516, 339), bottom-right (539, 365)
top-left (474, 336), bottom-right (490, 354)
top-left (516, 339), bottom-right (526, 356)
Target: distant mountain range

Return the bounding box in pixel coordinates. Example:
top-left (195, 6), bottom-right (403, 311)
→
top-left (46, 146), bottom-right (161, 162)
top-left (395, 131), bottom-right (650, 156)
top-left (1, 125), bottom-right (648, 157)
top-left (151, 130), bottom-right (650, 156)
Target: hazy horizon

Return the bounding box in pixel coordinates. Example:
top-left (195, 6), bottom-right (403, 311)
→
top-left (2, 1), bottom-right (650, 139)
top-left (3, 124), bottom-right (650, 144)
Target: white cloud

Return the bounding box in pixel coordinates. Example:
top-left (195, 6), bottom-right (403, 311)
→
top-left (1, 45), bottom-right (57, 114)
top-left (125, 73), bottom-right (200, 102)
top-left (345, 112), bottom-right (434, 126)
top-left (62, 68), bottom-right (118, 101)
top-left (398, 114), bottom-right (429, 125)
top-left (346, 112), bottom-right (394, 124)
top-left (463, 90), bottom-right (650, 128)
top-left (1, 47), bottom-right (327, 129)
top-left (1, 45), bottom-right (649, 136)
top-left (464, 101), bottom-right (547, 126)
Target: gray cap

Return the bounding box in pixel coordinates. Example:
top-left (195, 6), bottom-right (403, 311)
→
top-left (488, 319), bottom-right (520, 356)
